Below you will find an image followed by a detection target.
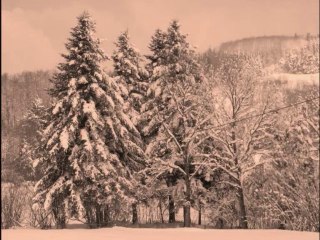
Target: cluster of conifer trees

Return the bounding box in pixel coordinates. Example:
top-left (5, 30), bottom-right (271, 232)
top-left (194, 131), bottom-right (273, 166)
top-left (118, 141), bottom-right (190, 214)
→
top-left (7, 12), bottom-right (318, 231)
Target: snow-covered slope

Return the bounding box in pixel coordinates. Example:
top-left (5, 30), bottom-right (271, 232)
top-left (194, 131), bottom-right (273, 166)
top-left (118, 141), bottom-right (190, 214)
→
top-left (2, 227), bottom-right (318, 240)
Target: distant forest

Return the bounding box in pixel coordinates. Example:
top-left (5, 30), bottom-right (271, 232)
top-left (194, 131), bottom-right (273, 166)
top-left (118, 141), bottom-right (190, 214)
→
top-left (1, 71), bottom-right (52, 165)
top-left (203, 34), bottom-right (318, 67)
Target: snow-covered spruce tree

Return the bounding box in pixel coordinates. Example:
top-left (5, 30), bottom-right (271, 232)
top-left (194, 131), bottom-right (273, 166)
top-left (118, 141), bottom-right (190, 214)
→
top-left (205, 53), bottom-right (281, 229)
top-left (142, 21), bottom-right (210, 227)
top-left (33, 12), bottom-right (145, 229)
top-left (111, 30), bottom-right (148, 224)
top-left (141, 28), bottom-right (179, 223)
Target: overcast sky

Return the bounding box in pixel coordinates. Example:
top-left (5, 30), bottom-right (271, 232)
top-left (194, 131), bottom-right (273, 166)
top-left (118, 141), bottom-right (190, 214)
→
top-left (2, 0), bottom-right (319, 74)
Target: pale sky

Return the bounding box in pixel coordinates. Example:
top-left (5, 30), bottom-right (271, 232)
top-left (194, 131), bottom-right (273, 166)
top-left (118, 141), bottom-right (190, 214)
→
top-left (2, 0), bottom-right (319, 74)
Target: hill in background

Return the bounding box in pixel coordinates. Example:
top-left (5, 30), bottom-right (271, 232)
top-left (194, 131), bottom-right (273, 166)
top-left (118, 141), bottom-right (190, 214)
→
top-left (213, 34), bottom-right (318, 66)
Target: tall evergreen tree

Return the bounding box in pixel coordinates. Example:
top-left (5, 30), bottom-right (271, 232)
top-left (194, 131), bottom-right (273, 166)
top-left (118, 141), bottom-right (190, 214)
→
top-left (112, 31), bottom-right (148, 224)
top-left (33, 12), bottom-right (145, 228)
top-left (142, 21), bottom-right (207, 227)
top-left (142, 27), bottom-right (175, 223)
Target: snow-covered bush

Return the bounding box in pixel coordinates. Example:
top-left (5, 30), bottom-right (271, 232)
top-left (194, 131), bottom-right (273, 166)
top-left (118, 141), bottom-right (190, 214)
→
top-left (1, 182), bottom-right (53, 229)
top-left (1, 183), bottom-right (30, 229)
top-left (28, 203), bottom-right (53, 229)
top-left (244, 88), bottom-right (319, 231)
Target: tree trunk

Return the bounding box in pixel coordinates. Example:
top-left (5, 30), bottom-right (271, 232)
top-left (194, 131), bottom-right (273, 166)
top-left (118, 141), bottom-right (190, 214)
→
top-left (238, 187), bottom-right (248, 229)
top-left (95, 205), bottom-right (101, 228)
top-left (132, 203), bottom-right (138, 224)
top-left (95, 205), bottom-right (103, 228)
top-left (55, 214), bottom-right (66, 229)
top-left (159, 199), bottom-right (164, 223)
top-left (168, 194), bottom-right (175, 223)
top-left (56, 219), bottom-right (66, 229)
top-left (198, 206), bottom-right (201, 225)
top-left (166, 176), bottom-right (176, 224)
top-left (183, 205), bottom-right (191, 227)
top-left (231, 121), bottom-right (248, 229)
top-left (184, 169), bottom-right (191, 227)
top-left (103, 205), bottom-right (110, 226)
top-left (52, 202), bottom-right (66, 229)
top-left (86, 208), bottom-right (92, 226)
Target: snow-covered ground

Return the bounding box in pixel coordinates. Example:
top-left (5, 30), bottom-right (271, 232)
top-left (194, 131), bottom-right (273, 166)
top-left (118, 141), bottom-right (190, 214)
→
top-left (265, 73), bottom-right (319, 89)
top-left (2, 227), bottom-right (319, 240)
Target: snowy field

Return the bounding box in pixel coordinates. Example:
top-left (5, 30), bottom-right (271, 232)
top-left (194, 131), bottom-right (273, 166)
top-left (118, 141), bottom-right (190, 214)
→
top-left (2, 227), bottom-right (319, 240)
top-left (266, 73), bottom-right (319, 88)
